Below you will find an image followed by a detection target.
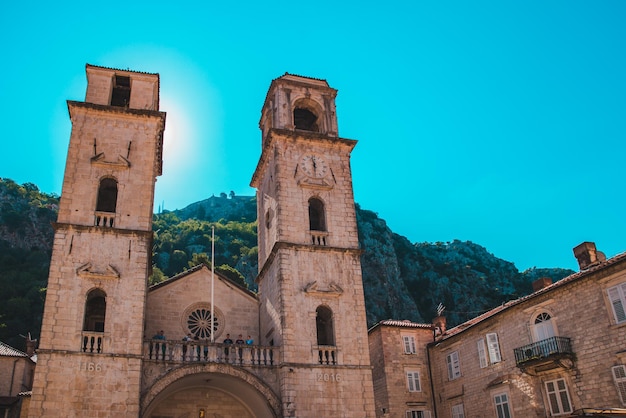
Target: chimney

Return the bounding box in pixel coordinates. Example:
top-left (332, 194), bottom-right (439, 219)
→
top-left (25, 336), bottom-right (37, 357)
top-left (433, 315), bottom-right (447, 336)
top-left (573, 242), bottom-right (606, 270)
top-left (532, 277), bottom-right (553, 292)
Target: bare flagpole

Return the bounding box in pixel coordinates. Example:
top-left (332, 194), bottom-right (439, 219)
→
top-left (211, 225), bottom-right (215, 343)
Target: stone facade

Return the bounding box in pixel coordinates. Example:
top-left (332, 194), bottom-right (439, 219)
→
top-left (251, 74), bottom-right (376, 418)
top-left (0, 341), bottom-right (35, 417)
top-left (426, 244), bottom-right (626, 418)
top-left (29, 64), bottom-right (165, 418)
top-left (27, 66), bottom-right (376, 418)
top-left (369, 321), bottom-right (435, 418)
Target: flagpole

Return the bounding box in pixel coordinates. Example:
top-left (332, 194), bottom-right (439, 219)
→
top-left (211, 225), bottom-right (215, 343)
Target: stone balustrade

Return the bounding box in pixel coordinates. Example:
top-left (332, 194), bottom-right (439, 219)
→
top-left (144, 339), bottom-right (277, 366)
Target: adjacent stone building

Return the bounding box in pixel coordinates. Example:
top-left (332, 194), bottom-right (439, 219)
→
top-left (0, 340), bottom-right (36, 417)
top-left (424, 242), bottom-right (626, 417)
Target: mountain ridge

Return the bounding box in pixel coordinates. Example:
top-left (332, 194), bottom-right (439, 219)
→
top-left (0, 179), bottom-right (575, 350)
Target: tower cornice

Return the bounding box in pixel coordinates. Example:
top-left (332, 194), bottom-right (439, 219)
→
top-left (250, 128), bottom-right (357, 188)
top-left (255, 241), bottom-right (363, 284)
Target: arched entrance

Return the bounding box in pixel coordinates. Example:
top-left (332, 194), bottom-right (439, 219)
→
top-left (141, 363), bottom-right (281, 418)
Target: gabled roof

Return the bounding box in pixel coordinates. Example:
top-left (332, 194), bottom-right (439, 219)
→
top-left (438, 250), bottom-right (626, 340)
top-left (369, 319), bottom-right (434, 333)
top-left (0, 341), bottom-right (28, 358)
top-left (149, 263), bottom-right (258, 300)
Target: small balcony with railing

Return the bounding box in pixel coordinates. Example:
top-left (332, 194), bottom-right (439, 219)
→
top-left (143, 339), bottom-right (278, 367)
top-left (310, 230), bottom-right (329, 246)
top-left (94, 211), bottom-right (116, 228)
top-left (513, 336), bottom-right (575, 374)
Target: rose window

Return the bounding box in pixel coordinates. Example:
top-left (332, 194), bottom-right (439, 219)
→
top-left (187, 308), bottom-right (220, 339)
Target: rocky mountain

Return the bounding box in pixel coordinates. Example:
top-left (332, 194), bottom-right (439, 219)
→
top-left (0, 179), bottom-right (575, 350)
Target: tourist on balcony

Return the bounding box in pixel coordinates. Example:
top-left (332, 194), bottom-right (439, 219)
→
top-left (152, 330), bottom-right (166, 360)
top-left (223, 334), bottom-right (233, 361)
top-left (246, 335), bottom-right (254, 345)
top-left (236, 334), bottom-right (245, 363)
top-left (182, 333), bottom-right (192, 360)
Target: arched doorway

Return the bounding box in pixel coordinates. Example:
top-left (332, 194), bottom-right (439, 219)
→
top-left (141, 363), bottom-right (280, 418)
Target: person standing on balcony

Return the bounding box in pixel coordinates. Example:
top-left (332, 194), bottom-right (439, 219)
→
top-left (182, 333), bottom-right (192, 360)
top-left (246, 335), bottom-right (254, 345)
top-left (223, 334), bottom-right (233, 361)
top-left (152, 330), bottom-right (166, 360)
top-left (236, 334), bottom-right (245, 363)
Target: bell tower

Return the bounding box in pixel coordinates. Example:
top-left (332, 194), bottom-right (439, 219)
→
top-left (29, 64), bottom-right (165, 417)
top-left (251, 74), bottom-right (376, 417)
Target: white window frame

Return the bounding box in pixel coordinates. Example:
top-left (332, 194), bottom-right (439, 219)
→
top-left (405, 410), bottom-right (431, 418)
top-left (612, 365), bottom-right (626, 405)
top-left (494, 392), bottom-right (512, 418)
top-left (406, 370), bottom-right (421, 392)
top-left (403, 335), bottom-right (417, 354)
top-left (486, 332), bottom-right (502, 364)
top-left (477, 338), bottom-right (488, 368)
top-left (607, 283), bottom-right (626, 324)
top-left (545, 378), bottom-right (573, 415)
top-left (447, 351), bottom-right (461, 380)
top-left (451, 403), bottom-right (465, 418)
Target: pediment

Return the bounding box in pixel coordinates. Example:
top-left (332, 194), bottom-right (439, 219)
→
top-left (303, 281), bottom-right (343, 297)
top-left (90, 152), bottom-right (131, 168)
top-left (297, 177), bottom-right (333, 190)
top-left (76, 262), bottom-right (120, 280)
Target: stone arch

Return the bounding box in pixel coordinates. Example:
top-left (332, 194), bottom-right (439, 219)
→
top-left (96, 176), bottom-right (118, 213)
top-left (315, 304), bottom-right (335, 346)
top-left (83, 287), bottom-right (106, 332)
top-left (308, 196), bottom-right (326, 232)
top-left (141, 362), bottom-right (281, 418)
top-left (293, 98), bottom-right (325, 132)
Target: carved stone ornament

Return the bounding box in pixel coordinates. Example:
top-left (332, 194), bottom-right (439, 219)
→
top-left (303, 281), bottom-right (343, 297)
top-left (76, 262), bottom-right (120, 280)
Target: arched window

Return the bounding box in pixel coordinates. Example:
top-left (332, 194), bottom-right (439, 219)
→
top-left (308, 198), bottom-right (326, 231)
top-left (294, 107), bottom-right (319, 132)
top-left (532, 312), bottom-right (555, 342)
top-left (83, 289), bottom-right (106, 332)
top-left (316, 306), bottom-right (335, 346)
top-left (96, 178), bottom-right (118, 213)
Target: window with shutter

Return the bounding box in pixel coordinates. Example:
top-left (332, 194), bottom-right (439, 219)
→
top-left (608, 283), bottom-right (626, 324)
top-left (451, 404), bottom-right (465, 418)
top-left (446, 351), bottom-right (461, 380)
top-left (486, 333), bottom-right (502, 364)
top-left (406, 371), bottom-right (421, 392)
top-left (477, 339), bottom-right (487, 368)
top-left (612, 365), bottom-right (626, 405)
top-left (545, 378), bottom-right (573, 415)
top-left (403, 335), bottom-right (417, 354)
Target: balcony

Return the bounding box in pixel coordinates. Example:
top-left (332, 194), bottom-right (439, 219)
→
top-left (514, 336), bottom-right (575, 374)
top-left (310, 231), bottom-right (328, 246)
top-left (81, 331), bottom-right (107, 353)
top-left (94, 211), bottom-right (116, 227)
top-left (143, 339), bottom-right (278, 367)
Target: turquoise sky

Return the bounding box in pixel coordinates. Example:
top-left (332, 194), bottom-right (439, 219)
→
top-left (1, 1), bottom-right (624, 271)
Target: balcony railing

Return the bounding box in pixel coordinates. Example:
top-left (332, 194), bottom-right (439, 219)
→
top-left (316, 345), bottom-right (337, 365)
top-left (94, 211), bottom-right (116, 227)
top-left (310, 231), bottom-right (329, 246)
top-left (143, 339), bottom-right (277, 366)
top-left (514, 336), bottom-right (573, 366)
top-left (81, 331), bottom-right (106, 353)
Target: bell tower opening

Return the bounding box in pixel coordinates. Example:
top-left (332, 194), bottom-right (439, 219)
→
top-left (294, 107), bottom-right (319, 132)
top-left (83, 288), bottom-right (106, 332)
top-left (96, 177), bottom-right (118, 213)
top-left (111, 75), bottom-right (131, 107)
top-left (308, 197), bottom-right (326, 231)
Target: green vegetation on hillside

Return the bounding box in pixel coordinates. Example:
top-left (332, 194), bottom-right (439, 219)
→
top-left (0, 179), bottom-right (575, 351)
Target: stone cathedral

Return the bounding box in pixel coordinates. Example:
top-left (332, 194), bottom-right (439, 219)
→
top-left (28, 64), bottom-right (376, 417)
